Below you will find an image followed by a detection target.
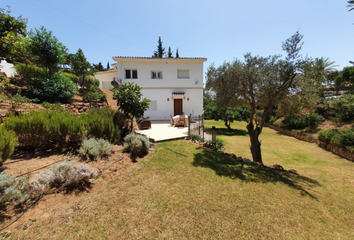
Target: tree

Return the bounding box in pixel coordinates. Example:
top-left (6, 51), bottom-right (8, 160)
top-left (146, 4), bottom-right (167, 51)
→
top-left (92, 62), bottom-right (104, 71)
top-left (206, 31), bottom-right (304, 163)
top-left (107, 61), bottom-right (110, 70)
top-left (0, 6), bottom-right (28, 63)
top-left (71, 48), bottom-right (93, 91)
top-left (176, 48), bottom-right (179, 58)
top-left (111, 82), bottom-right (150, 131)
top-left (334, 66), bottom-right (354, 93)
top-left (153, 36), bottom-right (165, 58)
top-left (27, 26), bottom-right (67, 74)
top-left (167, 47), bottom-right (173, 58)
top-left (348, 1), bottom-right (354, 11)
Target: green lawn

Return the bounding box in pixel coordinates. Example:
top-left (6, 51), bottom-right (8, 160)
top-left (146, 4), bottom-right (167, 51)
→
top-left (9, 120), bottom-right (354, 239)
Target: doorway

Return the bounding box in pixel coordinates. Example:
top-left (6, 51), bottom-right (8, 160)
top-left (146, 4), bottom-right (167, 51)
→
top-left (174, 99), bottom-right (183, 116)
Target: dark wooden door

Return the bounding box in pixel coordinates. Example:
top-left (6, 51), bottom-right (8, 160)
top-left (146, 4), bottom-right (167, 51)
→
top-left (174, 99), bottom-right (183, 116)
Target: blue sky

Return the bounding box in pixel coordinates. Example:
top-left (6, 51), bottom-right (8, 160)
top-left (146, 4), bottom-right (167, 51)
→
top-left (3, 0), bottom-right (354, 71)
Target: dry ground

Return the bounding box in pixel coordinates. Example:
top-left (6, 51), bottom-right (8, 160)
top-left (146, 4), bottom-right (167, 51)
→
top-left (0, 144), bottom-right (151, 234)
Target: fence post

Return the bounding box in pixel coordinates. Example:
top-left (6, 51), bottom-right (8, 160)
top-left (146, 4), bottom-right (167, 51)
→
top-left (198, 115), bottom-right (201, 135)
top-left (212, 126), bottom-right (216, 148)
top-left (188, 115), bottom-right (191, 136)
top-left (202, 112), bottom-right (204, 140)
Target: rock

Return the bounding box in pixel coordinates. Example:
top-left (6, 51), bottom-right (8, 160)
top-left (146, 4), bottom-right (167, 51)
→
top-left (270, 164), bottom-right (284, 171)
top-left (288, 169), bottom-right (298, 175)
top-left (236, 157), bottom-right (243, 162)
top-left (230, 153), bottom-right (237, 159)
top-left (242, 158), bottom-right (252, 164)
top-left (79, 108), bottom-right (84, 113)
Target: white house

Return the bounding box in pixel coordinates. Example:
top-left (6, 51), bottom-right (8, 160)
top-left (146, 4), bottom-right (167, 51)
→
top-left (0, 59), bottom-right (16, 77)
top-left (95, 57), bottom-right (207, 120)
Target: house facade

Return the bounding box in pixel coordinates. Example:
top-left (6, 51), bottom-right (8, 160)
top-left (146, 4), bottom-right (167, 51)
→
top-left (95, 57), bottom-right (207, 120)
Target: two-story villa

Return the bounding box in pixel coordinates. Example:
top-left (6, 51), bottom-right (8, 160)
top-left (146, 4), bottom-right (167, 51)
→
top-left (95, 57), bottom-right (207, 120)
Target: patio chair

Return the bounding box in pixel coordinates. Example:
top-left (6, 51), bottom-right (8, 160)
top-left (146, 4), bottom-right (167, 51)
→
top-left (170, 114), bottom-right (175, 126)
top-left (138, 119), bottom-right (151, 130)
top-left (177, 115), bottom-right (185, 127)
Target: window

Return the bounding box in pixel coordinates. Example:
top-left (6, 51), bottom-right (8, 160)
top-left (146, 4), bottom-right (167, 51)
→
top-left (146, 100), bottom-right (157, 111)
top-left (151, 71), bottom-right (163, 79)
top-left (177, 69), bottom-right (190, 79)
top-left (125, 69), bottom-right (138, 79)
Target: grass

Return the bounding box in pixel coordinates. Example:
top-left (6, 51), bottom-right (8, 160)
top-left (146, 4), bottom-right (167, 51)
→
top-left (8, 120), bottom-right (354, 239)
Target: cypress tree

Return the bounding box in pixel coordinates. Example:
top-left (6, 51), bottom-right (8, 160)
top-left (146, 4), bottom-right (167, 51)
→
top-left (107, 61), bottom-right (110, 70)
top-left (175, 48), bottom-right (179, 58)
top-left (153, 37), bottom-right (165, 58)
top-left (168, 47), bottom-right (173, 58)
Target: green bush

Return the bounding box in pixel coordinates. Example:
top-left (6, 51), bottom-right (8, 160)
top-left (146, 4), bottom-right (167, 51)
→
top-left (189, 134), bottom-right (202, 142)
top-left (323, 94), bottom-right (354, 122)
top-left (42, 102), bottom-right (67, 112)
top-left (269, 115), bottom-right (278, 125)
top-left (285, 111), bottom-right (324, 130)
top-left (284, 115), bottom-right (307, 130)
top-left (124, 133), bottom-right (150, 159)
top-left (215, 138), bottom-right (225, 152)
top-left (14, 63), bottom-right (48, 80)
top-left (27, 72), bottom-right (78, 103)
top-left (82, 90), bottom-right (107, 103)
top-left (81, 108), bottom-right (120, 143)
top-left (79, 138), bottom-right (113, 161)
top-left (4, 110), bottom-right (86, 150)
top-left (305, 111), bottom-right (324, 132)
top-left (318, 129), bottom-right (337, 144)
top-left (0, 127), bottom-right (17, 165)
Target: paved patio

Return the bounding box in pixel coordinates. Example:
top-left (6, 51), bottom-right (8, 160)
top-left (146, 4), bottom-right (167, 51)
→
top-left (136, 121), bottom-right (188, 142)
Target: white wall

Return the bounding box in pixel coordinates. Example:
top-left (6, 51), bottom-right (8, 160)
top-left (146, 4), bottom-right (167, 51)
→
top-left (94, 70), bottom-right (118, 89)
top-left (116, 58), bottom-right (205, 89)
top-left (142, 88), bottom-right (203, 120)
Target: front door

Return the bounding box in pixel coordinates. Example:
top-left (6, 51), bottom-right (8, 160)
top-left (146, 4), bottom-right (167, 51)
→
top-left (174, 99), bottom-right (183, 116)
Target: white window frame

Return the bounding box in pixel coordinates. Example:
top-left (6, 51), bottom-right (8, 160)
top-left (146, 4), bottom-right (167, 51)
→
top-left (151, 71), bottom-right (163, 79)
top-left (177, 69), bottom-right (190, 79)
top-left (125, 69), bottom-right (138, 79)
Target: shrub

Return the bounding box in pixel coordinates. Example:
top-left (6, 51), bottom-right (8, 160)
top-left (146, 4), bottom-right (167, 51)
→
top-left (285, 111), bottom-right (324, 130)
top-left (325, 94), bottom-right (354, 122)
top-left (79, 138), bottom-right (113, 161)
top-left (0, 172), bottom-right (29, 210)
top-left (339, 130), bottom-right (354, 147)
top-left (33, 161), bottom-right (97, 191)
top-left (318, 129), bottom-right (337, 144)
top-left (42, 102), bottom-right (67, 112)
top-left (0, 127), bottom-right (17, 166)
top-left (284, 115), bottom-right (307, 130)
top-left (4, 110), bottom-right (86, 150)
top-left (14, 63), bottom-right (48, 80)
top-left (27, 72), bottom-right (78, 103)
top-left (305, 111), bottom-right (324, 132)
top-left (189, 134), bottom-right (202, 142)
top-left (124, 133), bottom-right (150, 159)
top-left (81, 108), bottom-right (120, 143)
top-left (82, 90), bottom-right (106, 103)
top-left (269, 115), bottom-right (277, 125)
top-left (215, 138), bottom-right (225, 152)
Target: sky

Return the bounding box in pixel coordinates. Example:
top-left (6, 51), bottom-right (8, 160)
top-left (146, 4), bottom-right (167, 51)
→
top-left (2, 0), bottom-right (354, 71)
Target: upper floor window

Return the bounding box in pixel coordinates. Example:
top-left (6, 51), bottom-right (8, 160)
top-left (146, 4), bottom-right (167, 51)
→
top-left (125, 69), bottom-right (138, 79)
top-left (177, 69), bottom-right (190, 79)
top-left (151, 71), bottom-right (163, 79)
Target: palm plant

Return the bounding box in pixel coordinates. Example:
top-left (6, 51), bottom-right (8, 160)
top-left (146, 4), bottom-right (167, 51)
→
top-left (348, 0), bottom-right (354, 11)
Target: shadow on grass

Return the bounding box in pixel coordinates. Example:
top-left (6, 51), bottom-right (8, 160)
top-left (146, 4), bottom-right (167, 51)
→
top-left (205, 127), bottom-right (248, 137)
top-left (193, 148), bottom-right (320, 199)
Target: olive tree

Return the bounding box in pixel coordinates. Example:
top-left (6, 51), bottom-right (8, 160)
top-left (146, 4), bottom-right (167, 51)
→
top-left (206, 31), bottom-right (304, 163)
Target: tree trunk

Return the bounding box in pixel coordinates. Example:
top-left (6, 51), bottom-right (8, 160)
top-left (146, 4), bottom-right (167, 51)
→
top-left (224, 120), bottom-right (232, 131)
top-left (247, 123), bottom-right (263, 163)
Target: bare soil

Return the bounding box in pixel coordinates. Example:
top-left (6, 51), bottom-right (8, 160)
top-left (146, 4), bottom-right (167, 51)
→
top-left (0, 145), bottom-right (150, 233)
